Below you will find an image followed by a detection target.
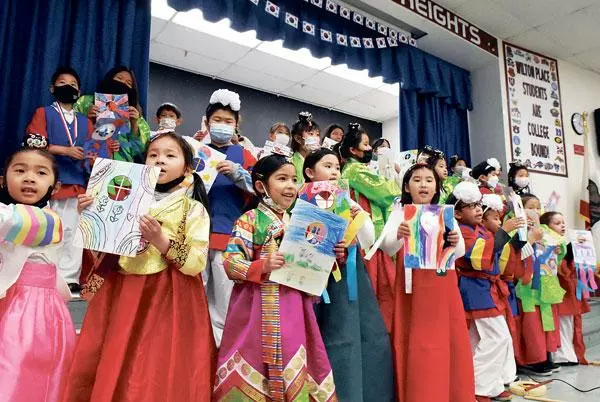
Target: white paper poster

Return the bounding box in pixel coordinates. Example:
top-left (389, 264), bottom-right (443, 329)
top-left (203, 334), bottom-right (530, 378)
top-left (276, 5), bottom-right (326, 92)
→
top-left (504, 42), bottom-right (567, 177)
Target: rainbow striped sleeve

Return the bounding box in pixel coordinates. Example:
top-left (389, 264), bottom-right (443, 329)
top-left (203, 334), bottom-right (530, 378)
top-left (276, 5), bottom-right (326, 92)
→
top-left (463, 236), bottom-right (495, 272)
top-left (0, 204), bottom-right (62, 247)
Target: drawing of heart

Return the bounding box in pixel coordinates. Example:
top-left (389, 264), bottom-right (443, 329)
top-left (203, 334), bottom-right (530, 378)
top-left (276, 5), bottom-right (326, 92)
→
top-left (127, 213), bottom-right (134, 221)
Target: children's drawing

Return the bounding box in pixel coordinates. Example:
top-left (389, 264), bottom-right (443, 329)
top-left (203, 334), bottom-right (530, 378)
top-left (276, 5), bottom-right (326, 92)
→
top-left (83, 123), bottom-right (118, 172)
top-left (95, 93), bottom-right (130, 126)
top-left (271, 199), bottom-right (348, 296)
top-left (545, 191), bottom-right (560, 212)
top-left (568, 229), bottom-right (599, 299)
top-left (536, 226), bottom-right (566, 277)
top-left (298, 179), bottom-right (352, 220)
top-left (403, 204), bottom-right (456, 275)
top-left (261, 140), bottom-right (291, 157)
top-left (183, 137), bottom-right (226, 192)
top-left (398, 149), bottom-right (417, 171)
top-left (508, 191), bottom-right (528, 241)
top-left (321, 137), bottom-right (338, 150)
top-left (74, 158), bottom-right (159, 256)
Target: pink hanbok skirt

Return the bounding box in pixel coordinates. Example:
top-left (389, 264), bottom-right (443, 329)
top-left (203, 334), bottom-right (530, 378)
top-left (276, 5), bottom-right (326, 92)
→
top-left (0, 262), bottom-right (76, 402)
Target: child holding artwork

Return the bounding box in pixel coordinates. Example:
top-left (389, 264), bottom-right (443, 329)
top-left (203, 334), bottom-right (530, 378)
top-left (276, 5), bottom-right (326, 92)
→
top-left (480, 194), bottom-right (541, 368)
top-left (339, 123), bottom-right (401, 331)
top-left (544, 212), bottom-right (590, 365)
top-left (379, 163), bottom-right (473, 402)
top-left (62, 133), bottom-right (215, 402)
top-left (25, 66), bottom-right (93, 292)
top-left (290, 112), bottom-right (321, 184)
top-left (214, 154), bottom-right (337, 401)
top-left (516, 196), bottom-right (566, 376)
top-left (202, 89), bottom-right (257, 346)
top-left (76, 65), bottom-right (151, 163)
top-left (154, 102), bottom-right (183, 134)
top-left (453, 182), bottom-right (523, 401)
top-left (303, 148), bottom-right (395, 402)
top-left (0, 148), bottom-right (75, 402)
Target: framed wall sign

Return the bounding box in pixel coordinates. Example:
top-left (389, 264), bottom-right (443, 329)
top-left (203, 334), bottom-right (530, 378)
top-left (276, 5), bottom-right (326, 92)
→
top-left (504, 42), bottom-right (568, 177)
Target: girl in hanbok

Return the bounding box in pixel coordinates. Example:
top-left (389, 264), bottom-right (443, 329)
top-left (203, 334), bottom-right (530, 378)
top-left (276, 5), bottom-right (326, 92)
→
top-left (0, 148), bottom-right (75, 402)
top-left (303, 148), bottom-right (395, 402)
top-left (62, 133), bottom-right (215, 402)
top-left (214, 154), bottom-right (337, 401)
top-left (381, 163), bottom-right (474, 402)
top-left (339, 123), bottom-right (401, 331)
top-left (290, 112), bottom-right (321, 184)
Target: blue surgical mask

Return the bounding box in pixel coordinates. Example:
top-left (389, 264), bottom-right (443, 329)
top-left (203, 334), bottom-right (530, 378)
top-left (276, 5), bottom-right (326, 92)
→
top-left (210, 123), bottom-right (235, 144)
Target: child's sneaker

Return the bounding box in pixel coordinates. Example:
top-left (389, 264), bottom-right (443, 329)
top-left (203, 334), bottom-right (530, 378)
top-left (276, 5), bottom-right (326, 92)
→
top-left (491, 391), bottom-right (512, 401)
top-left (518, 364), bottom-right (552, 377)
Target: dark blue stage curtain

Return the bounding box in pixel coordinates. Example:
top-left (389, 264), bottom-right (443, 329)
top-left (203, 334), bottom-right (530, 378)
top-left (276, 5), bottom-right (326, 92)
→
top-left (168, 0), bottom-right (472, 161)
top-left (0, 0), bottom-right (151, 164)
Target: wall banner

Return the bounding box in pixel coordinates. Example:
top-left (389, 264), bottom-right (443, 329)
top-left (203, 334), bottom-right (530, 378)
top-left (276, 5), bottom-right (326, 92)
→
top-left (504, 42), bottom-right (568, 177)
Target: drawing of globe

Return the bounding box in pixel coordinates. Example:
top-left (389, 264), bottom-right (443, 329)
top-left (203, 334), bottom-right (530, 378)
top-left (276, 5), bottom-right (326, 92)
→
top-left (305, 222), bottom-right (326, 245)
top-left (107, 175), bottom-right (133, 201)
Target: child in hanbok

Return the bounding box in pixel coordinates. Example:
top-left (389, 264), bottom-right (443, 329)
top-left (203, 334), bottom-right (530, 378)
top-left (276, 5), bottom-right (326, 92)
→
top-left (214, 154), bottom-right (337, 401)
top-left (0, 148), bottom-right (75, 402)
top-left (380, 163), bottom-right (473, 402)
top-left (544, 212), bottom-right (590, 365)
top-left (62, 133), bottom-right (215, 402)
top-left (339, 123), bottom-right (401, 331)
top-left (303, 148), bottom-right (395, 402)
top-left (290, 112), bottom-right (321, 184)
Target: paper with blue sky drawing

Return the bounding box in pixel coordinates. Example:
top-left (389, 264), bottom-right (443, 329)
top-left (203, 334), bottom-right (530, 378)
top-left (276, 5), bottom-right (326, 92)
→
top-left (271, 199), bottom-right (348, 295)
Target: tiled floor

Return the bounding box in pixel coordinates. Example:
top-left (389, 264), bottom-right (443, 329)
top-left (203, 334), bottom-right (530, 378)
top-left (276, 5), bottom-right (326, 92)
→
top-left (511, 345), bottom-right (600, 402)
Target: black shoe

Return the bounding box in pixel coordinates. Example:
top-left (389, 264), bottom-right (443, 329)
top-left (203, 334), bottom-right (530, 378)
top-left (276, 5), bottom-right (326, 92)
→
top-left (545, 361), bottom-right (561, 373)
top-left (504, 375), bottom-right (520, 387)
top-left (555, 361), bottom-right (579, 367)
top-left (68, 283), bottom-right (82, 295)
top-left (518, 364), bottom-right (552, 377)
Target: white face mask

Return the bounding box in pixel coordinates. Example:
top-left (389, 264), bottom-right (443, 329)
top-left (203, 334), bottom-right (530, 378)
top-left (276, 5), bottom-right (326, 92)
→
top-left (487, 176), bottom-right (499, 189)
top-left (377, 147), bottom-right (390, 156)
top-left (515, 177), bottom-right (530, 189)
top-left (275, 133), bottom-right (290, 145)
top-left (304, 136), bottom-right (320, 152)
top-left (159, 117), bottom-right (177, 130)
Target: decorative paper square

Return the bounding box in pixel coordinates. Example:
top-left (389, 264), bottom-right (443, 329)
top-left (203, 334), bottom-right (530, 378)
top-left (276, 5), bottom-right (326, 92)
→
top-left (321, 137), bottom-right (338, 150)
top-left (298, 179), bottom-right (352, 220)
top-left (568, 229), bottom-right (599, 298)
top-left (95, 93), bottom-right (130, 127)
top-left (403, 204), bottom-right (456, 274)
top-left (271, 199), bottom-right (349, 295)
top-left (190, 143), bottom-right (226, 192)
top-left (74, 158), bottom-right (159, 256)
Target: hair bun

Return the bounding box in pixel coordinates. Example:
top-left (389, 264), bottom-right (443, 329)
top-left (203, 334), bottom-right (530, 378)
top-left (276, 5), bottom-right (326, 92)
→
top-left (298, 111), bottom-right (312, 123)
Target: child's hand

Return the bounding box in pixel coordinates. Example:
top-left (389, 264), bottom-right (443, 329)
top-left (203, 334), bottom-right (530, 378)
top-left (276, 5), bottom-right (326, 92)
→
top-left (140, 215), bottom-right (170, 254)
top-left (216, 161), bottom-right (235, 175)
top-left (107, 139), bottom-right (120, 152)
top-left (528, 227), bottom-right (544, 244)
top-left (350, 205), bottom-right (361, 219)
top-left (77, 194), bottom-right (94, 214)
top-left (503, 217), bottom-right (525, 233)
top-left (394, 163), bottom-right (402, 174)
top-left (334, 241), bottom-right (346, 261)
top-left (128, 106), bottom-right (140, 120)
top-left (397, 222), bottom-right (410, 239)
top-left (447, 230), bottom-right (460, 247)
top-left (263, 252), bottom-right (285, 273)
top-left (65, 146), bottom-right (85, 160)
top-left (87, 105), bottom-right (99, 120)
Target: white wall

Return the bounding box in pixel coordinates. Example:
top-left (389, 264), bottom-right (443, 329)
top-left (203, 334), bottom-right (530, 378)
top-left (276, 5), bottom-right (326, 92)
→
top-left (382, 115), bottom-right (401, 152)
top-left (497, 49), bottom-right (600, 227)
top-left (469, 60), bottom-right (506, 168)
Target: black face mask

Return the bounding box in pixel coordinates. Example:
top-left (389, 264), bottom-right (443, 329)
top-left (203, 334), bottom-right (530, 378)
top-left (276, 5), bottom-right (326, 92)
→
top-left (53, 84), bottom-right (79, 104)
top-left (0, 185), bottom-right (54, 209)
top-left (155, 176), bottom-right (186, 193)
top-left (103, 79), bottom-right (138, 107)
top-left (358, 149), bottom-right (373, 164)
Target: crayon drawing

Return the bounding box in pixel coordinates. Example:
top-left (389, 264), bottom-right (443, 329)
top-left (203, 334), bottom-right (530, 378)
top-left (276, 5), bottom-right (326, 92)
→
top-left (95, 93), bottom-right (130, 127)
top-left (271, 200), bottom-right (348, 295)
top-left (568, 230), bottom-right (598, 298)
top-left (403, 204), bottom-right (455, 274)
top-left (74, 158), bottom-right (159, 256)
top-left (192, 144), bottom-right (226, 193)
top-left (298, 179), bottom-right (352, 220)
